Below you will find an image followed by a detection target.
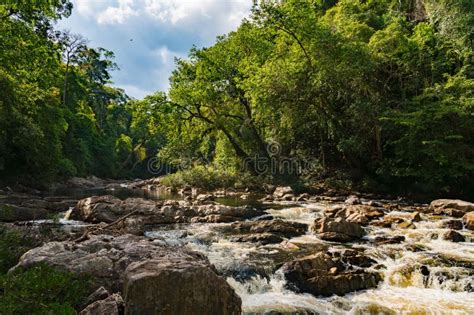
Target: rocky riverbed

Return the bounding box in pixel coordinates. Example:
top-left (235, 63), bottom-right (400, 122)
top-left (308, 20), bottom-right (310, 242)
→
top-left (1, 179), bottom-right (473, 314)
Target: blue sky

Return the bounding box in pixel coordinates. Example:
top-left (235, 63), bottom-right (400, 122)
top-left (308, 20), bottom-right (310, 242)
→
top-left (58, 0), bottom-right (253, 99)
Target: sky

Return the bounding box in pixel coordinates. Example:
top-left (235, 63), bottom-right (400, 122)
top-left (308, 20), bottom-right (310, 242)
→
top-left (58, 0), bottom-right (253, 99)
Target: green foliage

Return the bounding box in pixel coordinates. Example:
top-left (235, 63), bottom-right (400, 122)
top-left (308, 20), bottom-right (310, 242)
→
top-left (0, 227), bottom-right (38, 274)
top-left (0, 264), bottom-right (90, 315)
top-left (1, 0), bottom-right (472, 198)
top-left (160, 165), bottom-right (240, 190)
top-left (157, 0), bottom-right (473, 198)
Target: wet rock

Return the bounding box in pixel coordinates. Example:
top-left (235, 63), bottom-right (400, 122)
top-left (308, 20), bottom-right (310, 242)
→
top-left (196, 194), bottom-right (214, 203)
top-left (345, 195), bottom-right (361, 205)
top-left (230, 233), bottom-right (284, 245)
top-left (326, 205), bottom-right (384, 225)
top-left (124, 258), bottom-right (241, 315)
top-left (374, 235), bottom-right (405, 245)
top-left (443, 230), bottom-right (465, 242)
top-left (281, 193), bottom-right (295, 201)
top-left (410, 211), bottom-right (422, 222)
top-left (79, 293), bottom-right (123, 315)
top-left (273, 186), bottom-right (293, 199)
top-left (70, 195), bottom-right (159, 223)
top-left (397, 220), bottom-right (415, 229)
top-left (282, 252), bottom-right (381, 297)
top-left (0, 204), bottom-right (49, 222)
top-left (330, 249), bottom-right (377, 268)
top-left (434, 208), bottom-right (466, 218)
top-left (231, 219), bottom-right (308, 238)
top-left (296, 193), bottom-right (310, 202)
top-left (70, 196), bottom-right (261, 226)
top-left (178, 186), bottom-right (193, 196)
top-left (367, 200), bottom-right (383, 207)
top-left (463, 212), bottom-right (474, 230)
top-left (441, 219), bottom-right (463, 230)
top-left (191, 204), bottom-right (262, 222)
top-left (260, 194), bottom-right (274, 202)
top-left (430, 199), bottom-right (474, 213)
top-left (313, 217), bottom-right (365, 242)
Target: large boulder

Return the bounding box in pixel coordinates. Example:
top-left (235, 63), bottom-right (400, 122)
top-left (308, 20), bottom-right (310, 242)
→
top-left (124, 259), bottom-right (241, 315)
top-left (325, 205), bottom-right (384, 225)
top-left (69, 196), bottom-right (262, 226)
top-left (313, 217), bottom-right (365, 242)
top-left (14, 234), bottom-right (241, 314)
top-left (463, 212), bottom-right (474, 230)
top-left (281, 252), bottom-right (381, 297)
top-left (69, 196), bottom-right (161, 223)
top-left (429, 199), bottom-right (474, 217)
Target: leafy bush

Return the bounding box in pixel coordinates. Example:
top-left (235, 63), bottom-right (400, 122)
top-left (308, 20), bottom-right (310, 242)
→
top-left (0, 264), bottom-right (91, 314)
top-left (160, 165), bottom-right (240, 190)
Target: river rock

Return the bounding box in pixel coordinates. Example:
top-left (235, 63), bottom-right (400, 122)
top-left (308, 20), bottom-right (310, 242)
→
top-left (231, 219), bottom-right (308, 238)
top-left (330, 248), bottom-right (377, 268)
top-left (273, 186), bottom-right (293, 198)
top-left (0, 204), bottom-right (49, 222)
top-left (441, 219), bottom-right (463, 230)
top-left (13, 235), bottom-right (228, 293)
top-left (70, 196), bottom-right (261, 226)
top-left (195, 194), bottom-right (214, 203)
top-left (443, 230), bottom-right (465, 242)
top-left (374, 235), bottom-right (405, 245)
top-left (230, 233), bottom-right (284, 245)
top-left (282, 252), bottom-right (381, 297)
top-left (313, 217), bottom-right (365, 242)
top-left (69, 195), bottom-right (158, 223)
top-left (192, 204), bottom-right (261, 221)
top-left (124, 259), bottom-right (241, 315)
top-left (66, 176), bottom-right (106, 188)
top-left (463, 212), bottom-right (474, 230)
top-left (345, 195), bottom-right (361, 205)
top-left (325, 205), bottom-right (384, 225)
top-left (430, 199), bottom-right (474, 213)
top-left (79, 293), bottom-right (123, 315)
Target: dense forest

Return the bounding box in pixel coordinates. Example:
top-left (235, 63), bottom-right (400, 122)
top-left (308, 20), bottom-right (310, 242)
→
top-left (0, 0), bottom-right (473, 198)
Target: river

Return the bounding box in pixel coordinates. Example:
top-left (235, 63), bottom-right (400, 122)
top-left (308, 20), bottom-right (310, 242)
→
top-left (51, 186), bottom-right (474, 314)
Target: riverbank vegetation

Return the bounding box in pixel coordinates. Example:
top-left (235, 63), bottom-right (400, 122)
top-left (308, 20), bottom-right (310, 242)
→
top-left (1, 0), bottom-right (473, 198)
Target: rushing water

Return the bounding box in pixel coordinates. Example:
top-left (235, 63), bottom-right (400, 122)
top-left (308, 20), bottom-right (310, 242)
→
top-left (144, 200), bottom-right (474, 314)
top-left (46, 187), bottom-right (474, 314)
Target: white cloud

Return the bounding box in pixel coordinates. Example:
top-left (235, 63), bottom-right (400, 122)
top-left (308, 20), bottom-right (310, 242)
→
top-left (97, 0), bottom-right (138, 24)
top-left (144, 0), bottom-right (252, 33)
top-left (116, 84), bottom-right (152, 99)
top-left (67, 0), bottom-right (253, 98)
top-left (151, 46), bottom-right (187, 91)
top-left (74, 0), bottom-right (110, 18)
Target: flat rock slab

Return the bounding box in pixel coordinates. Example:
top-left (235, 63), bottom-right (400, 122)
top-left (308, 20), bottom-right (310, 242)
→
top-left (13, 234), bottom-right (241, 315)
